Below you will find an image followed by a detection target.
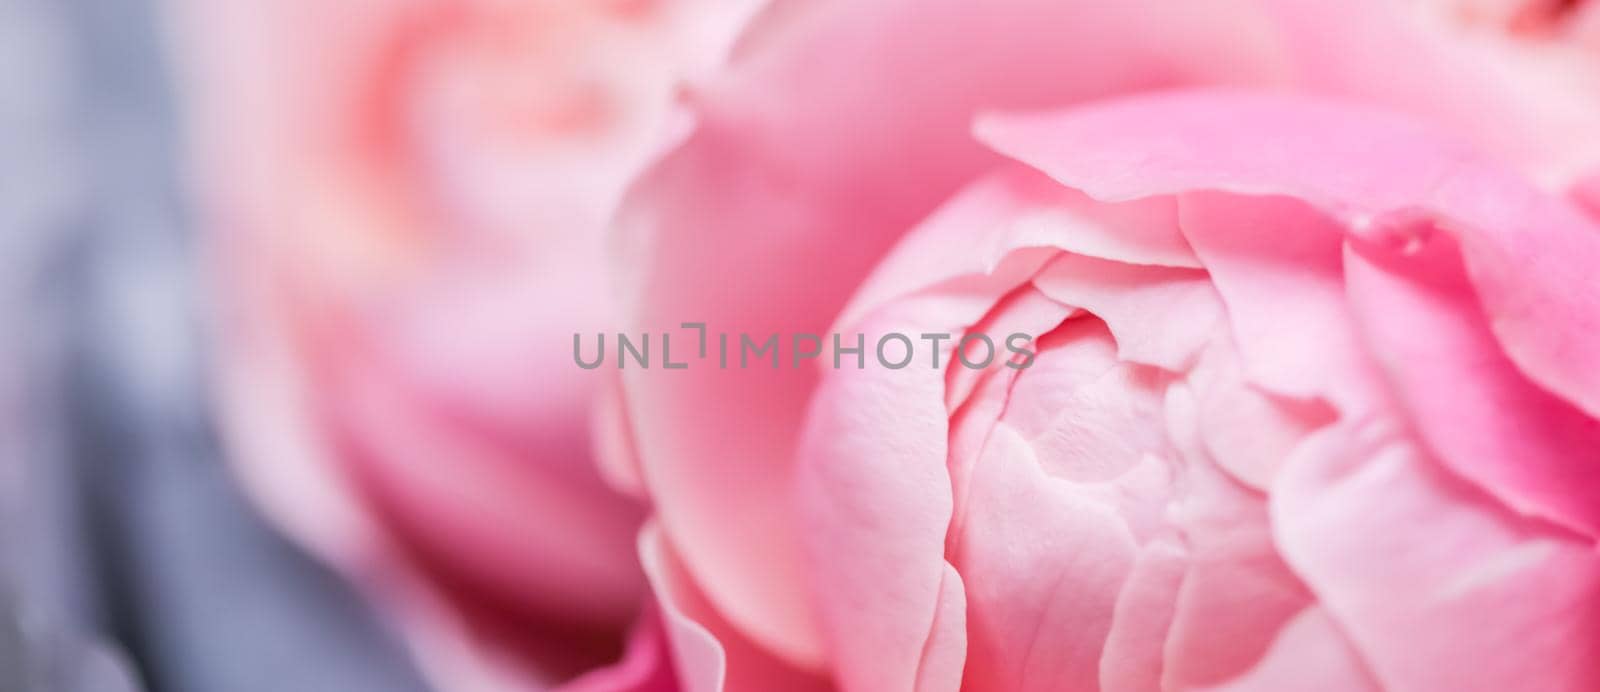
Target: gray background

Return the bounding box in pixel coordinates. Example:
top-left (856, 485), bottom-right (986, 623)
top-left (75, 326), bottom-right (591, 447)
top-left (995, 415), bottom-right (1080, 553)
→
top-left (1, 0), bottom-right (432, 689)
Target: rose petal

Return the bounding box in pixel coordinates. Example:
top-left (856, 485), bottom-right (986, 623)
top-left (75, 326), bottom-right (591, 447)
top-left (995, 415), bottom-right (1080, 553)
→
top-left (1000, 320), bottom-right (1167, 484)
top-left (838, 168), bottom-right (1200, 342)
top-left (1029, 253), bottom-right (1221, 372)
top-left (976, 89), bottom-right (1600, 421)
top-left (794, 302), bottom-right (961, 692)
top-left (618, 3), bottom-right (1283, 661)
top-left (1266, 0), bottom-right (1600, 184)
top-left (1184, 342), bottom-right (1336, 490)
top-left (1159, 459), bottom-right (1311, 689)
top-left (1201, 608), bottom-right (1380, 692)
top-left (951, 425), bottom-right (1137, 692)
top-left (943, 284), bottom-right (1076, 414)
top-left (1173, 191), bottom-right (1384, 409)
top-left (640, 525), bottom-right (725, 692)
top-left (638, 524), bottom-right (832, 692)
top-left (914, 565), bottom-right (970, 692)
top-left (1272, 420), bottom-right (1600, 692)
top-left (332, 340), bottom-right (645, 624)
top-left (559, 607), bottom-right (677, 692)
top-left (1098, 540), bottom-right (1187, 692)
top-left (1344, 231), bottom-right (1600, 536)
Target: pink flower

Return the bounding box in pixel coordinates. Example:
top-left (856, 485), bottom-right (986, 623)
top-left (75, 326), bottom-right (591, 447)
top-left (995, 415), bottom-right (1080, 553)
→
top-left (612, 1), bottom-right (1600, 690)
top-left (170, 0), bottom-right (755, 688)
top-left (171, 0), bottom-right (1600, 689)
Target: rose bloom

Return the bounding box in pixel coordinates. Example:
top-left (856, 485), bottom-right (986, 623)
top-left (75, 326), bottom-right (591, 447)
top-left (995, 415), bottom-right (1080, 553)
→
top-left (173, 0), bottom-right (1600, 691)
top-left (170, 0), bottom-right (755, 688)
top-left (610, 1), bottom-right (1600, 692)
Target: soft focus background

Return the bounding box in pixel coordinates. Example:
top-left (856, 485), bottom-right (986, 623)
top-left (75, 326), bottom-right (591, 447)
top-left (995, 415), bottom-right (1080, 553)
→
top-left (0, 0), bottom-right (433, 688)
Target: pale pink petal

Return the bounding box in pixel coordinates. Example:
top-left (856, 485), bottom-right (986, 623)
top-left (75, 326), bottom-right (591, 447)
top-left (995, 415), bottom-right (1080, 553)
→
top-left (829, 170), bottom-right (1063, 339)
top-left (943, 285), bottom-right (1076, 414)
top-left (1185, 343), bottom-right (1336, 490)
top-left (1202, 608), bottom-right (1381, 692)
top-left (1029, 253), bottom-right (1221, 372)
top-left (616, 2), bottom-right (1282, 661)
top-left (990, 318), bottom-right (1123, 447)
top-left (1160, 521), bottom-right (1309, 689)
top-left (1272, 420), bottom-right (1600, 692)
top-left (1159, 420), bottom-right (1312, 689)
top-left (1174, 191), bottom-right (1385, 409)
top-left (838, 168), bottom-right (1199, 342)
top-left (1098, 540), bottom-right (1187, 692)
top-left (952, 423), bottom-right (1138, 692)
top-left (593, 371), bottom-right (649, 499)
top-left (794, 303), bottom-right (961, 692)
top-left (1076, 454), bottom-right (1177, 548)
top-left (914, 565), bottom-right (970, 692)
top-left (641, 525), bottom-right (726, 692)
top-left (947, 323), bottom-right (1050, 542)
top-left (989, 187), bottom-right (1200, 270)
top-left (976, 90), bottom-right (1600, 420)
top-left (1001, 324), bottom-right (1168, 484)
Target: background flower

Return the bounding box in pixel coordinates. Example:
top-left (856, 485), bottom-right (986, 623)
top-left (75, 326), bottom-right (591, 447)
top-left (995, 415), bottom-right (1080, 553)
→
top-left (170, 0), bottom-right (757, 687)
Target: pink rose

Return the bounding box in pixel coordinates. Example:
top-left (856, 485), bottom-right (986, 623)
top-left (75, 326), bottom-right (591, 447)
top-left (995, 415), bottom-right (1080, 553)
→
top-left (171, 0), bottom-right (1600, 689)
top-left (612, 1), bottom-right (1600, 690)
top-left (170, 0), bottom-right (755, 687)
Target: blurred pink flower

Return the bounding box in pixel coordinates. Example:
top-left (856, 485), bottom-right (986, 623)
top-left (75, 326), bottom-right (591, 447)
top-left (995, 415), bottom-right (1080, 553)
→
top-left (171, 0), bottom-right (756, 688)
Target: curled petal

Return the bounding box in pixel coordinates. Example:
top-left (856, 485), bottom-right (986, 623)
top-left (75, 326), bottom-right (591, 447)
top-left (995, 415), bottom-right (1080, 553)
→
top-left (617, 2), bottom-right (1283, 660)
top-left (639, 524), bottom-right (831, 692)
top-left (976, 89), bottom-right (1600, 420)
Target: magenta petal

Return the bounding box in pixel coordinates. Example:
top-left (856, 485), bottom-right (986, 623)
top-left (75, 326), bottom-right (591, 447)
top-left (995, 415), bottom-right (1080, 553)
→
top-left (558, 607), bottom-right (676, 692)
